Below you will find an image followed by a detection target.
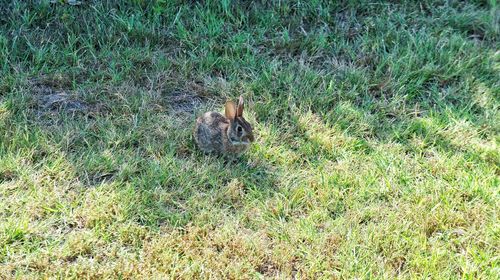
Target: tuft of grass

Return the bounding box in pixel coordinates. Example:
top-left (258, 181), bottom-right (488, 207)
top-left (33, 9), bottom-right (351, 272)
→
top-left (1, 0), bottom-right (499, 278)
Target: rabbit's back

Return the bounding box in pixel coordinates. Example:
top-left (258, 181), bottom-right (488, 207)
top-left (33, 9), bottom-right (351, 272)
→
top-left (194, 111), bottom-right (229, 153)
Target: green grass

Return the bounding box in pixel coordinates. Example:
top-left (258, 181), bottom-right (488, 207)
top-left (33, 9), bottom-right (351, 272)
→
top-left (0, 0), bottom-right (499, 278)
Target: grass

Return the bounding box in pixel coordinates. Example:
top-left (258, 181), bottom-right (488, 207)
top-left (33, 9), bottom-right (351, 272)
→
top-left (0, 0), bottom-right (499, 278)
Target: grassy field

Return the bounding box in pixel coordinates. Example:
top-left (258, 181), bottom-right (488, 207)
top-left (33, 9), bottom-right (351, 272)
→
top-left (0, 0), bottom-right (499, 278)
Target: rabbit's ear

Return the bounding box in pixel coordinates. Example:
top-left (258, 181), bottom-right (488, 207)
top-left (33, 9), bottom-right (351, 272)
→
top-left (236, 95), bottom-right (244, 117)
top-left (225, 101), bottom-right (237, 120)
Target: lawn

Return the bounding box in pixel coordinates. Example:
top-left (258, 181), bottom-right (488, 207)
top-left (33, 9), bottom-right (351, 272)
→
top-left (0, 0), bottom-right (499, 279)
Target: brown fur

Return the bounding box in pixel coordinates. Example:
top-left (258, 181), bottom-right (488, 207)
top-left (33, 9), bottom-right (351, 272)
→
top-left (194, 96), bottom-right (254, 156)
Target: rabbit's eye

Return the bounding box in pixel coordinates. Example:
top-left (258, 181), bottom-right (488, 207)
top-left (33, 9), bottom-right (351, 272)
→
top-left (237, 126), bottom-right (243, 132)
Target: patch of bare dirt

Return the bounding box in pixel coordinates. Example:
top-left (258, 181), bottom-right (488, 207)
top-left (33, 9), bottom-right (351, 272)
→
top-left (0, 170), bottom-right (17, 183)
top-left (166, 89), bottom-right (205, 113)
top-left (255, 259), bottom-right (280, 277)
top-left (142, 70), bottom-right (232, 116)
top-left (161, 80), bottom-right (216, 114)
top-left (37, 88), bottom-right (89, 113)
top-left (29, 77), bottom-right (103, 122)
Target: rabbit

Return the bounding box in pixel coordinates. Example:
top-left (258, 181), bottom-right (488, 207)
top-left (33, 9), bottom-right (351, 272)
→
top-left (194, 96), bottom-right (254, 156)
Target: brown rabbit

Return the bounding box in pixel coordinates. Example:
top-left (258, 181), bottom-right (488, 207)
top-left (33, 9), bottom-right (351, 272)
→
top-left (194, 96), bottom-right (254, 155)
